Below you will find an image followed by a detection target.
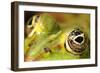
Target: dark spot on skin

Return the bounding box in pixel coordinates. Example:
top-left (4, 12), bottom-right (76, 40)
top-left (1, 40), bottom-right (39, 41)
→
top-left (44, 48), bottom-right (52, 53)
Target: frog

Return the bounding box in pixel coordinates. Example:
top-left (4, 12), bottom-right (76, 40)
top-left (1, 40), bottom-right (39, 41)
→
top-left (24, 13), bottom-right (89, 61)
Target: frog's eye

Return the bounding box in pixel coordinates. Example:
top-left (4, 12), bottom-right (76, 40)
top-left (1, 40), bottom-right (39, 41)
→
top-left (64, 29), bottom-right (87, 55)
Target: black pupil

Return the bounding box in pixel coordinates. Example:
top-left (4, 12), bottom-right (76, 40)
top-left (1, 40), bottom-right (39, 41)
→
top-left (75, 36), bottom-right (83, 43)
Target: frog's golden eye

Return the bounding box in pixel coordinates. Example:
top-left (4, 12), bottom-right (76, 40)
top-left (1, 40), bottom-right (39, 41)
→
top-left (64, 28), bottom-right (87, 55)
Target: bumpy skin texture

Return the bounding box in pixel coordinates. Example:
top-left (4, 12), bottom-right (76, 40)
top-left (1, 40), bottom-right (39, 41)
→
top-left (24, 13), bottom-right (90, 61)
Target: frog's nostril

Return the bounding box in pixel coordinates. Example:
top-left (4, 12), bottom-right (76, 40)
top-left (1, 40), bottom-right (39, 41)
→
top-left (44, 48), bottom-right (52, 53)
top-left (75, 36), bottom-right (83, 43)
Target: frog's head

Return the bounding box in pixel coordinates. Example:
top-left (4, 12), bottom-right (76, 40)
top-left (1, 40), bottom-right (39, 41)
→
top-left (26, 13), bottom-right (60, 37)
